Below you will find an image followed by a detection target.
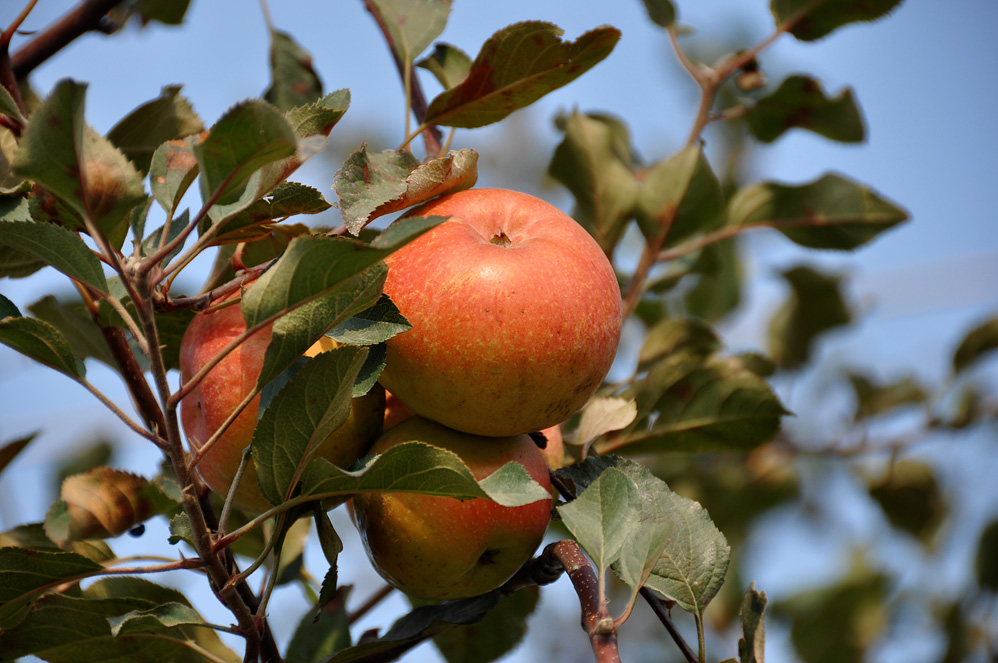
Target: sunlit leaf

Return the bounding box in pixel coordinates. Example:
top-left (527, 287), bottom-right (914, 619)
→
top-left (205, 181), bottom-right (331, 245)
top-left (368, 0), bottom-right (452, 62)
top-left (301, 441), bottom-right (549, 507)
top-left (334, 147), bottom-right (477, 234)
top-left (326, 294), bottom-right (411, 346)
top-left (417, 43), bottom-right (472, 89)
top-left (195, 99), bottom-right (297, 210)
top-left (285, 89), bottom-right (351, 138)
top-left (44, 467), bottom-right (175, 546)
top-left (13, 80), bottom-right (147, 248)
top-left (423, 22), bottom-right (620, 128)
top-left (149, 136), bottom-right (199, 218)
top-left (573, 397), bottom-right (638, 453)
top-left (558, 467), bottom-right (640, 572)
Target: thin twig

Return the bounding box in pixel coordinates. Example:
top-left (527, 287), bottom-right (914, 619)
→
top-left (348, 584), bottom-right (395, 625)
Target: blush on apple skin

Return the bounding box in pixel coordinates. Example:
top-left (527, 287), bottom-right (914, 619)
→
top-left (352, 416), bottom-right (553, 600)
top-left (379, 188), bottom-right (623, 438)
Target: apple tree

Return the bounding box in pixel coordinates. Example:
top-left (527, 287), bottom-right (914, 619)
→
top-left (1, 1), bottom-right (996, 662)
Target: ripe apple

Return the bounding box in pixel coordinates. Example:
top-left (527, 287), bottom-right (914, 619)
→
top-left (179, 293), bottom-right (385, 514)
top-left (352, 416), bottom-right (553, 600)
top-left (380, 187), bottom-right (622, 437)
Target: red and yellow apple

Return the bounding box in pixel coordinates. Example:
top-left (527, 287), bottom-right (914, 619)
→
top-left (352, 416), bottom-right (553, 600)
top-left (380, 188), bottom-right (622, 437)
top-left (179, 293), bottom-right (384, 514)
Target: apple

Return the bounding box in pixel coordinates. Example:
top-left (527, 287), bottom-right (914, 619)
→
top-left (380, 187), bottom-right (622, 437)
top-left (179, 293), bottom-right (385, 514)
top-left (352, 416), bottom-right (553, 600)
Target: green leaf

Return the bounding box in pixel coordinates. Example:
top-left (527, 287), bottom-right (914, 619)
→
top-left (287, 589), bottom-right (352, 663)
top-left (433, 586), bottom-right (540, 663)
top-left (640, 0), bottom-right (677, 27)
top-left (106, 85), bottom-right (203, 173)
top-left (0, 198), bottom-right (43, 277)
top-left (636, 144), bottom-right (723, 246)
top-left (12, 80), bottom-right (147, 249)
top-left (771, 0), bottom-right (905, 42)
top-left (0, 126), bottom-right (26, 195)
top-left (0, 576), bottom-right (239, 662)
top-left (325, 593), bottom-right (499, 663)
top-left (745, 75), bottom-right (864, 143)
top-left (729, 173), bottom-right (908, 250)
top-left (252, 346), bottom-right (368, 506)
top-left (638, 317), bottom-right (722, 371)
top-left (149, 135), bottom-right (199, 218)
top-left (0, 315), bottom-right (84, 378)
top-left (367, 0), bottom-right (452, 62)
top-left (869, 461), bottom-right (945, 544)
top-left (140, 209), bottom-right (189, 266)
top-left (242, 218), bottom-right (440, 387)
top-left (573, 397), bottom-right (638, 452)
top-left (0, 432), bottom-right (35, 477)
top-left (136, 0), bottom-right (192, 25)
top-left (847, 371), bottom-right (925, 420)
top-left (953, 315), bottom-right (998, 375)
top-left (768, 265), bottom-right (851, 370)
top-left (334, 146), bottom-right (477, 234)
top-left (106, 602), bottom-right (205, 636)
top-left (423, 22), bottom-right (620, 128)
top-left (0, 292), bottom-right (19, 318)
top-left (0, 216), bottom-right (109, 293)
top-left (264, 30), bottom-right (323, 112)
top-left (736, 584), bottom-right (768, 663)
top-left (599, 352), bottom-right (787, 454)
top-left (0, 85), bottom-right (27, 124)
top-left (28, 296), bottom-right (115, 368)
top-left (615, 460), bottom-right (729, 614)
top-left (684, 238), bottom-right (743, 323)
top-left (326, 294), bottom-right (411, 346)
top-left (0, 523), bottom-right (114, 564)
top-left (417, 43), bottom-right (472, 89)
top-left (301, 441), bottom-right (550, 507)
top-left (558, 467), bottom-right (640, 572)
top-left (0, 547), bottom-right (103, 629)
top-left (285, 89), bottom-right (351, 138)
top-left (976, 520), bottom-right (998, 591)
top-left (45, 467), bottom-right (176, 546)
top-left (194, 99), bottom-right (298, 207)
top-left (549, 110), bottom-right (639, 254)
top-left (205, 181), bottom-right (331, 245)
top-left (775, 565), bottom-right (889, 663)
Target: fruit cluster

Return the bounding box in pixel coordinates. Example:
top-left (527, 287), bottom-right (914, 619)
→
top-left (180, 188), bottom-right (622, 599)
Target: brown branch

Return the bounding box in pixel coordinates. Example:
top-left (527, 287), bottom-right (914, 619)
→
top-left (348, 584), bottom-right (395, 625)
top-left (10, 0), bottom-right (125, 80)
top-left (549, 540), bottom-right (621, 663)
top-left (361, 0), bottom-right (443, 158)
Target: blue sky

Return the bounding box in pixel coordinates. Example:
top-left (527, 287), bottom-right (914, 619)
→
top-left (2, 1), bottom-right (997, 661)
